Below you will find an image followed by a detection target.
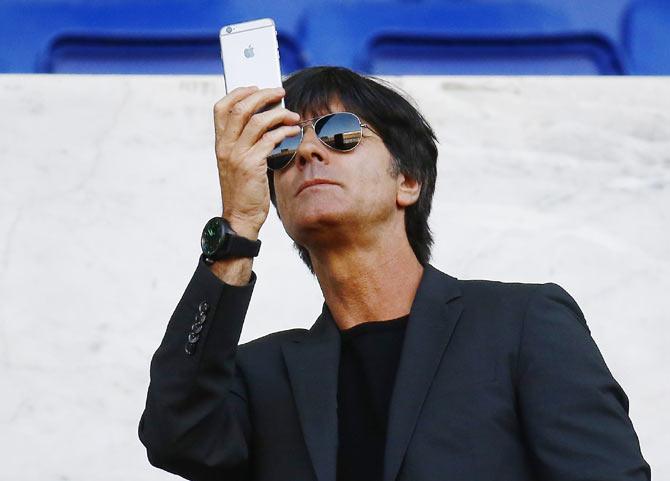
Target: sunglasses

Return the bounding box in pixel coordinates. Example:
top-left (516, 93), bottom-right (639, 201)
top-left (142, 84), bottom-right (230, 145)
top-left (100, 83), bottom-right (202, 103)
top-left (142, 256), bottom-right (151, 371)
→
top-left (266, 111), bottom-right (380, 171)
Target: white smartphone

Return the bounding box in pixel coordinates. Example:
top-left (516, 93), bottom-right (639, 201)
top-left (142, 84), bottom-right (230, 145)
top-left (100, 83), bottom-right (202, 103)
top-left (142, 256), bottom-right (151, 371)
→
top-left (219, 18), bottom-right (284, 112)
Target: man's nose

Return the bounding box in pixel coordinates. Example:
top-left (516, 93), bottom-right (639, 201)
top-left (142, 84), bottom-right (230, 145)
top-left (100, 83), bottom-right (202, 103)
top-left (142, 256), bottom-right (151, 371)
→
top-left (293, 125), bottom-right (327, 169)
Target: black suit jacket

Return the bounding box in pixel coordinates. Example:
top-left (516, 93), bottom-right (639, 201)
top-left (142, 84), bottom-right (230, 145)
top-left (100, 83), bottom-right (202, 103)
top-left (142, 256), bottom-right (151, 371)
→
top-left (139, 256), bottom-right (651, 481)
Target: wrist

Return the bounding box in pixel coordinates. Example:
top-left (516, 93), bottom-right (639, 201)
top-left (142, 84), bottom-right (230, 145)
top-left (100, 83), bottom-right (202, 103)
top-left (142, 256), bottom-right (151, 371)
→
top-left (223, 215), bottom-right (260, 241)
top-left (209, 256), bottom-right (254, 286)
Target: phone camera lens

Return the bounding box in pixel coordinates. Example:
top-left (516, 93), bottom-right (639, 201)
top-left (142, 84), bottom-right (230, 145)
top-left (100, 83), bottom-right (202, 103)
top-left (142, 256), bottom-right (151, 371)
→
top-left (226, 26), bottom-right (233, 33)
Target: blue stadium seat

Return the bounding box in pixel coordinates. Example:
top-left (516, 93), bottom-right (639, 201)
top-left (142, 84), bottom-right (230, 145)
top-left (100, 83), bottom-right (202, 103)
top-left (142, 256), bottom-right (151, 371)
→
top-left (300, 1), bottom-right (629, 75)
top-left (623, 0), bottom-right (670, 74)
top-left (0, 0), bottom-right (307, 75)
top-left (4, 0), bottom-right (666, 76)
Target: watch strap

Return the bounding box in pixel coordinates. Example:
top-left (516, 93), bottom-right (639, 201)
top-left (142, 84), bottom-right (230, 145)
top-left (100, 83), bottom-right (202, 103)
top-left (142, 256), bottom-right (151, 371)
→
top-left (225, 233), bottom-right (261, 258)
top-left (205, 231), bottom-right (261, 263)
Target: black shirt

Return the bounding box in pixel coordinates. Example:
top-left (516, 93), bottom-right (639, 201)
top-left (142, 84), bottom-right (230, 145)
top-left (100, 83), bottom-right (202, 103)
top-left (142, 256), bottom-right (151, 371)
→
top-left (336, 314), bottom-right (410, 481)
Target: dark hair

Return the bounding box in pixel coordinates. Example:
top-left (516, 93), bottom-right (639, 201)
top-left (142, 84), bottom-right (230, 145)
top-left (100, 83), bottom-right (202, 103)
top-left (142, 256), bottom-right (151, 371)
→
top-left (267, 66), bottom-right (438, 275)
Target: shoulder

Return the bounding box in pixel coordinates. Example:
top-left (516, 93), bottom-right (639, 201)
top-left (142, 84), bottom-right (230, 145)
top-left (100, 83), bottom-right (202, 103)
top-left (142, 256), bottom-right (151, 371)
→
top-left (236, 326), bottom-right (308, 365)
top-left (455, 274), bottom-right (587, 335)
top-left (452, 273), bottom-right (544, 315)
top-left (427, 262), bottom-right (537, 291)
top-left (431, 264), bottom-right (584, 332)
top-left (240, 326), bottom-right (307, 348)
top-left (440, 264), bottom-right (579, 316)
top-left (458, 277), bottom-right (541, 300)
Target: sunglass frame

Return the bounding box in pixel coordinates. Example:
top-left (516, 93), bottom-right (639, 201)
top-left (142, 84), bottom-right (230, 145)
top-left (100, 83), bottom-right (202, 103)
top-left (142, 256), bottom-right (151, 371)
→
top-left (266, 111), bottom-right (379, 171)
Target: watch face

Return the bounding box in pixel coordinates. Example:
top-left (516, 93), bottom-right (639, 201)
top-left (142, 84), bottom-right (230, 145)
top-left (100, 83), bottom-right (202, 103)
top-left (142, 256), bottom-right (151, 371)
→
top-left (201, 217), bottom-right (228, 256)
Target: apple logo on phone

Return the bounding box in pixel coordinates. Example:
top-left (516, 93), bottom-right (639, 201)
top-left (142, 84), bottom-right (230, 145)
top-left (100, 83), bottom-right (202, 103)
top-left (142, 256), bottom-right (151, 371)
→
top-left (244, 45), bottom-right (255, 58)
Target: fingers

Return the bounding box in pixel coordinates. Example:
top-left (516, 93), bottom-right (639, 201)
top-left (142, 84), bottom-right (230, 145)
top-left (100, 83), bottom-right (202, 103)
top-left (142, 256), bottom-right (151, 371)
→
top-left (216, 86), bottom-right (290, 146)
top-left (213, 85), bottom-right (258, 129)
top-left (236, 107), bottom-right (301, 153)
top-left (245, 124), bottom-right (302, 162)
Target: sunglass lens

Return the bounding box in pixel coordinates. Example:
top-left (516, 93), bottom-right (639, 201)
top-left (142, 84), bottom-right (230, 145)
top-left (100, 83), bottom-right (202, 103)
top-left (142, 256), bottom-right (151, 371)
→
top-left (315, 113), bottom-right (361, 150)
top-left (267, 129), bottom-right (302, 170)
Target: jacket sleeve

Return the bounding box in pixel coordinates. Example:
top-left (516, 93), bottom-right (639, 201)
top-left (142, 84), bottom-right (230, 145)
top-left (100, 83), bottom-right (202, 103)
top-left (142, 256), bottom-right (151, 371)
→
top-left (516, 282), bottom-right (651, 481)
top-left (138, 254), bottom-right (256, 481)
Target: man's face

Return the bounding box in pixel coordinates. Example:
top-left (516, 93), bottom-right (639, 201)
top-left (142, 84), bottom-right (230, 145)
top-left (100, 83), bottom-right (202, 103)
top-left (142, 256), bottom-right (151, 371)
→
top-left (272, 99), bottom-right (403, 249)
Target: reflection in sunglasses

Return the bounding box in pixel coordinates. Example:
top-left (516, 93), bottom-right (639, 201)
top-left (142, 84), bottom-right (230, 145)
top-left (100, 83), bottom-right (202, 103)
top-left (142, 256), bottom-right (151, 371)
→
top-left (267, 112), bottom-right (373, 171)
top-left (326, 131), bottom-right (360, 150)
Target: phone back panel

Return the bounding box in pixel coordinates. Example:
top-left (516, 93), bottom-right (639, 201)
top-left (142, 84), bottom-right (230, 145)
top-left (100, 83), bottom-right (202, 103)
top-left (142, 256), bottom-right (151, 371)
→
top-left (220, 18), bottom-right (284, 108)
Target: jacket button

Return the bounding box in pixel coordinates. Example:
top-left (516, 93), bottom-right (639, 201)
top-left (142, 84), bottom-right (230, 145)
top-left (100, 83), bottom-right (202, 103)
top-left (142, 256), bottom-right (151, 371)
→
top-left (195, 312), bottom-right (207, 324)
top-left (191, 322), bottom-right (203, 334)
top-left (185, 342), bottom-right (196, 355)
top-left (188, 332), bottom-right (200, 344)
top-left (198, 301), bottom-right (209, 314)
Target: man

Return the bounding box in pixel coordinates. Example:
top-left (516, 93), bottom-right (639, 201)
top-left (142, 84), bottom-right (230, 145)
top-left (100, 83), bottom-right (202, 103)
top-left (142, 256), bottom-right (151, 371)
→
top-left (138, 66), bottom-right (650, 481)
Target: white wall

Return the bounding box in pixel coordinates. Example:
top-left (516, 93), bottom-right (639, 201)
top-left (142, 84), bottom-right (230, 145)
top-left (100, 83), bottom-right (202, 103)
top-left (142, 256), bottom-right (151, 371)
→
top-left (0, 75), bottom-right (667, 480)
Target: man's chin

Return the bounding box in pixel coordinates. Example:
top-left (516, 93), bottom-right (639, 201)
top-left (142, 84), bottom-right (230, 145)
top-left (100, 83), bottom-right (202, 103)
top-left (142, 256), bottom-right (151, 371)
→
top-left (289, 211), bottom-right (352, 243)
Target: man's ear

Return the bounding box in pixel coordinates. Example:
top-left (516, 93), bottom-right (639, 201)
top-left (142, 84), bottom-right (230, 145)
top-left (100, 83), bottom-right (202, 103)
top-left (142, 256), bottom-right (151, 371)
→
top-left (397, 172), bottom-right (421, 208)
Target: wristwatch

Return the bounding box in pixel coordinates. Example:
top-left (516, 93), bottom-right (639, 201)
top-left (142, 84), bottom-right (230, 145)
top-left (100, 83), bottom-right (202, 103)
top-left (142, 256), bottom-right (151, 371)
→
top-left (200, 216), bottom-right (261, 264)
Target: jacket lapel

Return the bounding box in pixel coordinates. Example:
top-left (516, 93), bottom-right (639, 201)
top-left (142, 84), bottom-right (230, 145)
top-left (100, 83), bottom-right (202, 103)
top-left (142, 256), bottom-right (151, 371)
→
top-left (281, 302), bottom-right (341, 481)
top-left (383, 264), bottom-right (464, 481)
top-left (281, 263), bottom-right (464, 481)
